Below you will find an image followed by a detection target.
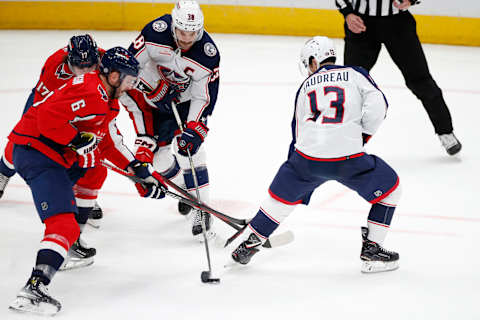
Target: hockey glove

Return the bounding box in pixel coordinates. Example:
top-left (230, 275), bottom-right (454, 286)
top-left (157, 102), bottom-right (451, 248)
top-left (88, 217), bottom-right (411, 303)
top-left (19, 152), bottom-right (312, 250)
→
top-left (77, 148), bottom-right (101, 168)
top-left (134, 135), bottom-right (158, 164)
top-left (177, 121), bottom-right (208, 156)
top-left (362, 133), bottom-right (372, 145)
top-left (69, 132), bottom-right (100, 168)
top-left (147, 79), bottom-right (180, 113)
top-left (128, 160), bottom-right (167, 199)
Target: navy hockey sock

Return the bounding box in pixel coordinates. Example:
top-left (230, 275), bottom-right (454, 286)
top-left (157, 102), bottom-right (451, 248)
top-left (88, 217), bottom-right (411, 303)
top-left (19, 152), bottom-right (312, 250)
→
top-left (367, 203), bottom-right (396, 244)
top-left (0, 156), bottom-right (15, 177)
top-left (183, 166), bottom-right (209, 189)
top-left (76, 207), bottom-right (91, 232)
top-left (34, 250), bottom-right (64, 285)
top-left (249, 208), bottom-right (280, 239)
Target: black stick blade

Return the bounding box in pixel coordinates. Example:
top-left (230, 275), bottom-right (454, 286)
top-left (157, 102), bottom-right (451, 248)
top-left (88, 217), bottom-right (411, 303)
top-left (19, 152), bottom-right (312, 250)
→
top-left (201, 271), bottom-right (220, 284)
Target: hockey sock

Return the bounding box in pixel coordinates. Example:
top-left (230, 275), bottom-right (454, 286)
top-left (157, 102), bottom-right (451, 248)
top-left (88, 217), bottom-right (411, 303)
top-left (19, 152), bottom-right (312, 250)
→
top-left (183, 166), bottom-right (209, 200)
top-left (76, 207), bottom-right (91, 232)
top-left (367, 203), bottom-right (395, 245)
top-left (36, 213), bottom-right (80, 284)
top-left (0, 156), bottom-right (15, 177)
top-left (367, 183), bottom-right (402, 244)
top-left (249, 195), bottom-right (296, 241)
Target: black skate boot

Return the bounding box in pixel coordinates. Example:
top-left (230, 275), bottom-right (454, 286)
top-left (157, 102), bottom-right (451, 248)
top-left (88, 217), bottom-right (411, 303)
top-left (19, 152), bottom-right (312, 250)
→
top-left (178, 201), bottom-right (192, 216)
top-left (87, 201), bottom-right (103, 228)
top-left (9, 275), bottom-right (61, 316)
top-left (231, 233), bottom-right (262, 265)
top-left (360, 227), bottom-right (399, 273)
top-left (438, 133), bottom-right (462, 156)
top-left (191, 210), bottom-right (214, 241)
top-left (0, 171), bottom-right (10, 199)
top-left (59, 237), bottom-right (96, 271)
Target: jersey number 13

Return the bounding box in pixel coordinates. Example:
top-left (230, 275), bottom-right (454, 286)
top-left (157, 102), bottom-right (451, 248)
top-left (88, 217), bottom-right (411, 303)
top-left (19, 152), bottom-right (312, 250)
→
top-left (307, 86), bottom-right (345, 124)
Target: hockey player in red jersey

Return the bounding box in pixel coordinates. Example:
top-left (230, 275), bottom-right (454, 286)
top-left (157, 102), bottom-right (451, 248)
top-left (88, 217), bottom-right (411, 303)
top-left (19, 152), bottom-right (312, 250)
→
top-left (8, 47), bottom-right (168, 316)
top-left (229, 37), bottom-right (402, 274)
top-left (0, 35), bottom-right (107, 229)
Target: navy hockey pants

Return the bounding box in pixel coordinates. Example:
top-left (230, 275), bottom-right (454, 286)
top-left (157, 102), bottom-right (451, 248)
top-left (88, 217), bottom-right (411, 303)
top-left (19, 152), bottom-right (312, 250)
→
top-left (12, 145), bottom-right (87, 221)
top-left (269, 151), bottom-right (399, 205)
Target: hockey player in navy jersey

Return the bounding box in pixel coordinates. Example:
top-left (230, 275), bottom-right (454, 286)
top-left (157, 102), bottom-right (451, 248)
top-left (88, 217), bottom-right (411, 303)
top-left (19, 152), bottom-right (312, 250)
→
top-left (123, 0), bottom-right (220, 240)
top-left (230, 36), bottom-right (402, 273)
top-left (8, 47), bottom-right (167, 316)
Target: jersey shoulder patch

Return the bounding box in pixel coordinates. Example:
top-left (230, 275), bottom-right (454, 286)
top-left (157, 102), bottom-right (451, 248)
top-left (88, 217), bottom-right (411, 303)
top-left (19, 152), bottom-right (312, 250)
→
top-left (142, 15), bottom-right (175, 46)
top-left (152, 19), bottom-right (169, 33)
top-left (184, 32), bottom-right (220, 71)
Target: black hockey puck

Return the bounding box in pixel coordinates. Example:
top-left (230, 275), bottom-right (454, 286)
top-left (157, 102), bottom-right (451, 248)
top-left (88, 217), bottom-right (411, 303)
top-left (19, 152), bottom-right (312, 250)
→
top-left (201, 271), bottom-right (220, 284)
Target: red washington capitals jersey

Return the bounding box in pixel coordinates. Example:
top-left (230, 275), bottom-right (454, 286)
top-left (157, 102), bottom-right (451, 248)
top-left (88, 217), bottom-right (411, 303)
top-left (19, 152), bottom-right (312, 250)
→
top-left (9, 71), bottom-right (134, 169)
top-left (33, 47), bottom-right (106, 103)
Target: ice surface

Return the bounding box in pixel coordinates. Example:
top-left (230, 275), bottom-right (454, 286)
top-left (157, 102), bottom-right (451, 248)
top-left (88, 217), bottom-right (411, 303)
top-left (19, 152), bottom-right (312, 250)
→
top-left (0, 30), bottom-right (478, 320)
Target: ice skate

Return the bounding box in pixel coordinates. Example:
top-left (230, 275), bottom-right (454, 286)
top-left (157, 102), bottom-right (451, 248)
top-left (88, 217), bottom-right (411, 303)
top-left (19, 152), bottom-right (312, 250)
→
top-left (438, 133), bottom-right (462, 156)
top-left (9, 276), bottom-right (61, 316)
top-left (191, 210), bottom-right (215, 241)
top-left (87, 201), bottom-right (103, 228)
top-left (59, 237), bottom-right (96, 271)
top-left (360, 227), bottom-right (399, 273)
top-left (178, 201), bottom-right (192, 216)
top-left (231, 233), bottom-right (262, 265)
top-left (0, 171), bottom-right (10, 199)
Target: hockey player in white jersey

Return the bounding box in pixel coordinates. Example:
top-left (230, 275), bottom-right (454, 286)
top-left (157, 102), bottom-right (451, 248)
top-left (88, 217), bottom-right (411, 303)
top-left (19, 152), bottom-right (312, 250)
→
top-left (229, 36), bottom-right (402, 273)
top-left (122, 0), bottom-right (219, 239)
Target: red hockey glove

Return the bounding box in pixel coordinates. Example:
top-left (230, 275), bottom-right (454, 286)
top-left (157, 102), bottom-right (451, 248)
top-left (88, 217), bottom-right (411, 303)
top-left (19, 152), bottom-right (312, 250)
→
top-left (147, 79), bottom-right (180, 112)
top-left (134, 135), bottom-right (158, 164)
top-left (177, 121), bottom-right (208, 156)
top-left (69, 132), bottom-right (100, 168)
top-left (146, 79), bottom-right (175, 103)
top-left (77, 148), bottom-right (101, 168)
top-left (128, 160), bottom-right (167, 199)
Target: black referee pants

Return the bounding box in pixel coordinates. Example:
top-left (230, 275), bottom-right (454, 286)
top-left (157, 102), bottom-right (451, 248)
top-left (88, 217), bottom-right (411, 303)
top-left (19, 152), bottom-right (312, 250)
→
top-left (343, 11), bottom-right (453, 134)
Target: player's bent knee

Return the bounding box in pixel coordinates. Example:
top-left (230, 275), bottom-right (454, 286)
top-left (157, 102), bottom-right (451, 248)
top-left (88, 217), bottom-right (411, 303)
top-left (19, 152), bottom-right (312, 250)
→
top-left (153, 145), bottom-right (176, 172)
top-left (379, 182), bottom-right (402, 207)
top-left (44, 213), bottom-right (80, 250)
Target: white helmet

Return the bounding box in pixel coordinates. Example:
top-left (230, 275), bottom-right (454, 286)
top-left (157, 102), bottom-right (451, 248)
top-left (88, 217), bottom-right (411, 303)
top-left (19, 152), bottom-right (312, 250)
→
top-left (171, 0), bottom-right (204, 42)
top-left (299, 36), bottom-right (336, 76)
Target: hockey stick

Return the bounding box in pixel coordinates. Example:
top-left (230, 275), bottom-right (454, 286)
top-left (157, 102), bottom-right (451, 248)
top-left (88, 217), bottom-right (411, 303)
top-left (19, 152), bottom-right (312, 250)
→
top-left (100, 160), bottom-right (294, 249)
top-left (171, 102), bottom-right (219, 284)
top-left (100, 160), bottom-right (246, 229)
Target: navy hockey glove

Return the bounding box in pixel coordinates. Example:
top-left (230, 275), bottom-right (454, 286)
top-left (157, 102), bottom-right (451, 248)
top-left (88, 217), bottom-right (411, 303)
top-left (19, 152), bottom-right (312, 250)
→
top-left (177, 121), bottom-right (209, 156)
top-left (128, 160), bottom-right (167, 199)
top-left (147, 79), bottom-right (180, 113)
top-left (69, 132), bottom-right (100, 168)
top-left (362, 133), bottom-right (372, 145)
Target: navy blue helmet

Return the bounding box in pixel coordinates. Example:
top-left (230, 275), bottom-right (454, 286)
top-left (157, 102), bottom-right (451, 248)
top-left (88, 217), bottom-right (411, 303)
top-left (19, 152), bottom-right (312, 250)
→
top-left (67, 34), bottom-right (100, 68)
top-left (100, 47), bottom-right (139, 79)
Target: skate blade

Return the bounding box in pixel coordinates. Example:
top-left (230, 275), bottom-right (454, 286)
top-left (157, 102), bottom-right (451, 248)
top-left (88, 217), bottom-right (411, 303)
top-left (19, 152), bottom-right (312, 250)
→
top-left (87, 219), bottom-right (101, 229)
top-left (59, 257), bottom-right (94, 271)
top-left (361, 260), bottom-right (399, 273)
top-left (9, 297), bottom-right (60, 316)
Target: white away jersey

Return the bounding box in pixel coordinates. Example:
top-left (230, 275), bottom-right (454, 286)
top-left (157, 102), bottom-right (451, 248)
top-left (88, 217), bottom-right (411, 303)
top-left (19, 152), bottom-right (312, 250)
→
top-left (127, 14), bottom-right (220, 122)
top-left (293, 65), bottom-right (388, 159)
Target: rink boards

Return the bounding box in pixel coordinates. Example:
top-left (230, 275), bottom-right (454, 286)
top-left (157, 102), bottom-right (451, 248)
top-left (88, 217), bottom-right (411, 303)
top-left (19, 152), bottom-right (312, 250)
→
top-left (0, 1), bottom-right (480, 46)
